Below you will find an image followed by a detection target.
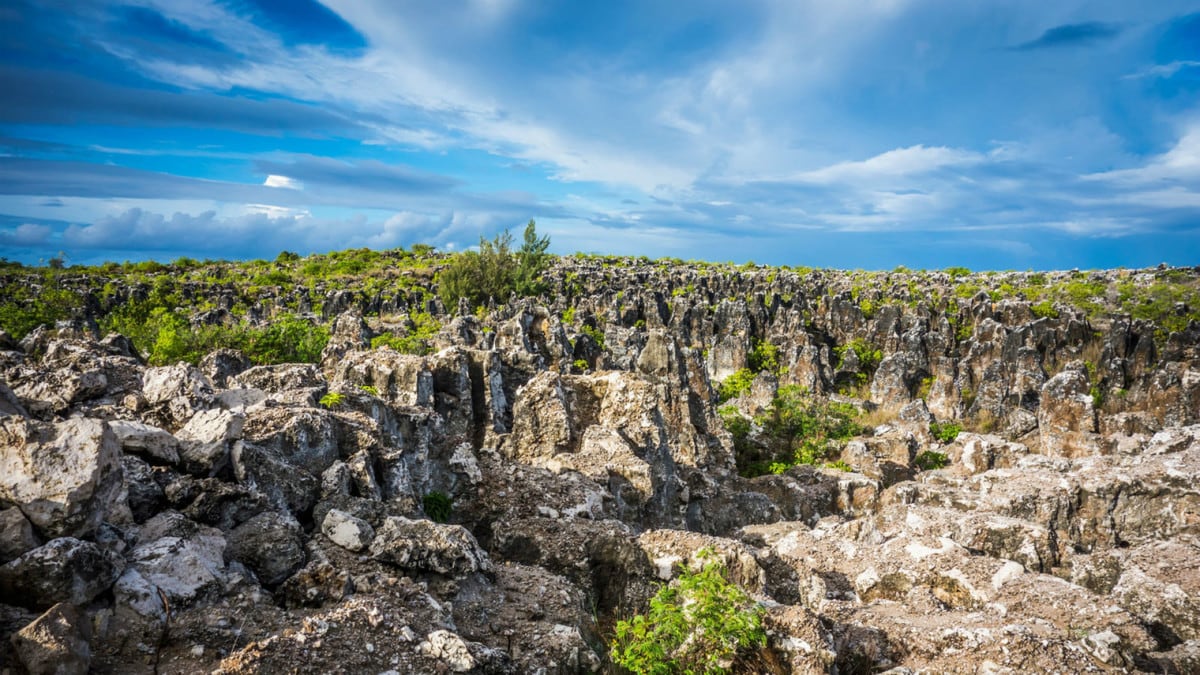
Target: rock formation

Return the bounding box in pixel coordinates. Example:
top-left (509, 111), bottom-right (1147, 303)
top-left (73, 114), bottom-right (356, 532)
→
top-left (0, 259), bottom-right (1197, 673)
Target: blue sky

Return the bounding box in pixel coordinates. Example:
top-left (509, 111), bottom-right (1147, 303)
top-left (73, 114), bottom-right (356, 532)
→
top-left (1, 0), bottom-right (1198, 269)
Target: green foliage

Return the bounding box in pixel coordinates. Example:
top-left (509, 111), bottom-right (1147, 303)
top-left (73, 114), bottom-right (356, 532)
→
top-left (718, 368), bottom-right (756, 403)
top-left (929, 421), bottom-right (962, 443)
top-left (562, 306), bottom-right (577, 325)
top-left (580, 323), bottom-right (606, 350)
top-left (0, 281), bottom-right (82, 338)
top-left (611, 548), bottom-right (766, 675)
top-left (1031, 300), bottom-right (1059, 319)
top-left (573, 358), bottom-right (589, 372)
top-left (914, 450), bottom-right (949, 471)
top-left (243, 316), bottom-right (330, 364)
top-left (833, 338), bottom-right (882, 373)
top-left (945, 266), bottom-right (971, 280)
top-left (422, 491), bottom-right (453, 523)
top-left (954, 282), bottom-right (981, 299)
top-left (823, 459), bottom-right (854, 472)
top-left (370, 311), bottom-right (440, 355)
top-left (319, 392), bottom-right (345, 409)
top-left (252, 269), bottom-right (292, 286)
top-left (437, 220), bottom-right (551, 309)
top-left (1090, 384), bottom-right (1105, 410)
top-left (747, 339), bottom-right (780, 375)
top-left (727, 386), bottom-right (862, 477)
top-left (359, 384), bottom-right (380, 396)
top-left (916, 377), bottom-right (933, 400)
top-left (515, 219), bottom-right (551, 297)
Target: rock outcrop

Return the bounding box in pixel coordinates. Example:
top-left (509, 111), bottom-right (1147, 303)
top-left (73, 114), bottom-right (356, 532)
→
top-left (0, 260), bottom-right (1197, 673)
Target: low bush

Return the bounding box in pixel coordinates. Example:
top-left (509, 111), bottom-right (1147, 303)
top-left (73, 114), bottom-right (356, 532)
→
top-left (929, 421), bottom-right (962, 443)
top-left (611, 548), bottom-right (766, 674)
top-left (914, 450), bottom-right (949, 471)
top-left (422, 491), bottom-right (453, 523)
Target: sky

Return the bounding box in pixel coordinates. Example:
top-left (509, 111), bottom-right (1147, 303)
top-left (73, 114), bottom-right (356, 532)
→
top-left (1, 0), bottom-right (1199, 270)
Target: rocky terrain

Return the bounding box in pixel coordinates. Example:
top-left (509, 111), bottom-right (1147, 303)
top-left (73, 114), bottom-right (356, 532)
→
top-left (1, 255), bottom-right (1199, 673)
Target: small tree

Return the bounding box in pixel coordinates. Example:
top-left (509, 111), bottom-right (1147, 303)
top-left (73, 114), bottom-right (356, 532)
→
top-left (515, 219), bottom-right (550, 296)
top-left (437, 220), bottom-right (551, 309)
top-left (611, 549), bottom-right (766, 674)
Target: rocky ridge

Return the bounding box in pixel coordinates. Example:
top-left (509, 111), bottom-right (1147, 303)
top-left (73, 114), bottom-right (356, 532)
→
top-left (0, 259), bottom-right (1198, 673)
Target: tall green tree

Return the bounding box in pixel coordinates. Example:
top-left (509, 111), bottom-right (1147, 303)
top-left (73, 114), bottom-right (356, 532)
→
top-left (515, 219), bottom-right (550, 296)
top-left (437, 220), bottom-right (552, 310)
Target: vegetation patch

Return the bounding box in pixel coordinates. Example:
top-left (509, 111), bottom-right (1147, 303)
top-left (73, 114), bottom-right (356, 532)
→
top-left (611, 548), bottom-right (766, 674)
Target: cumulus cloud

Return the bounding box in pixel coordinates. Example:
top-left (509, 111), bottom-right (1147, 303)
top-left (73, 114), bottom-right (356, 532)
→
top-left (0, 223), bottom-right (52, 246)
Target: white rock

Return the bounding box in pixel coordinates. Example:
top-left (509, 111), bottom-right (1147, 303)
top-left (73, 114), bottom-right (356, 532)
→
top-left (321, 509), bottom-right (375, 552)
top-left (108, 420), bottom-right (180, 463)
top-left (418, 630), bottom-right (475, 673)
top-left (0, 418), bottom-right (122, 538)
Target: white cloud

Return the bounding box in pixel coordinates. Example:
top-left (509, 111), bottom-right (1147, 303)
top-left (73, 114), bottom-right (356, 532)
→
top-left (793, 145), bottom-right (983, 185)
top-left (1123, 60), bottom-right (1200, 80)
top-left (0, 223), bottom-right (52, 246)
top-left (1084, 123), bottom-right (1200, 184)
top-left (263, 174), bottom-right (302, 190)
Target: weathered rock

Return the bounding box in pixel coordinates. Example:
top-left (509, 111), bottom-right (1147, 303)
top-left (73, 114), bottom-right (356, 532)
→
top-left (127, 512), bottom-right (226, 605)
top-left (10, 602), bottom-right (90, 675)
top-left (199, 348), bottom-right (251, 388)
top-left (1039, 363), bottom-right (1101, 457)
top-left (230, 441), bottom-right (320, 516)
top-left (0, 538), bottom-right (121, 610)
top-left (141, 363), bottom-right (215, 427)
top-left (451, 563), bottom-right (602, 673)
top-left (417, 630), bottom-right (476, 672)
top-left (231, 363), bottom-right (324, 394)
top-left (321, 509), bottom-right (375, 552)
top-left (0, 507), bottom-right (39, 563)
top-left (0, 417), bottom-right (122, 538)
top-left (240, 406), bottom-right (338, 476)
top-left (226, 511), bottom-right (305, 586)
top-left (329, 349), bottom-right (433, 408)
top-left (175, 408), bottom-right (245, 476)
top-left (942, 433), bottom-right (1029, 475)
top-left (108, 419), bottom-right (180, 463)
top-left (370, 516), bottom-right (492, 578)
top-left (0, 380), bottom-right (27, 418)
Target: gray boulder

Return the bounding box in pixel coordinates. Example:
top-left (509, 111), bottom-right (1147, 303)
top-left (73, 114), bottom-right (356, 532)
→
top-left (0, 417), bottom-right (122, 538)
top-left (0, 538), bottom-right (121, 610)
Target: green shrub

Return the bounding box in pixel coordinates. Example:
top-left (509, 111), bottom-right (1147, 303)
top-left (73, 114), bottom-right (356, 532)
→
top-left (732, 386), bottom-right (861, 477)
top-left (319, 392), bottom-right (345, 409)
top-left (243, 315), bottom-right (329, 364)
top-left (747, 339), bottom-right (780, 375)
top-left (0, 283), bottom-right (82, 339)
top-left (945, 266), bottom-right (971, 280)
top-left (580, 323), bottom-right (606, 350)
top-left (718, 368), bottom-right (756, 402)
top-left (370, 311), bottom-right (440, 355)
top-left (359, 385), bottom-right (380, 396)
top-left (914, 450), bottom-right (949, 471)
top-left (916, 377), bottom-right (933, 400)
top-left (929, 421), bottom-right (962, 443)
top-left (438, 220), bottom-right (550, 309)
top-left (823, 460), bottom-right (854, 472)
top-left (834, 338), bottom-right (882, 373)
top-left (422, 491), bottom-right (453, 523)
top-left (611, 548), bottom-right (766, 674)
top-left (1031, 300), bottom-right (1059, 319)
top-left (573, 358), bottom-right (589, 372)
